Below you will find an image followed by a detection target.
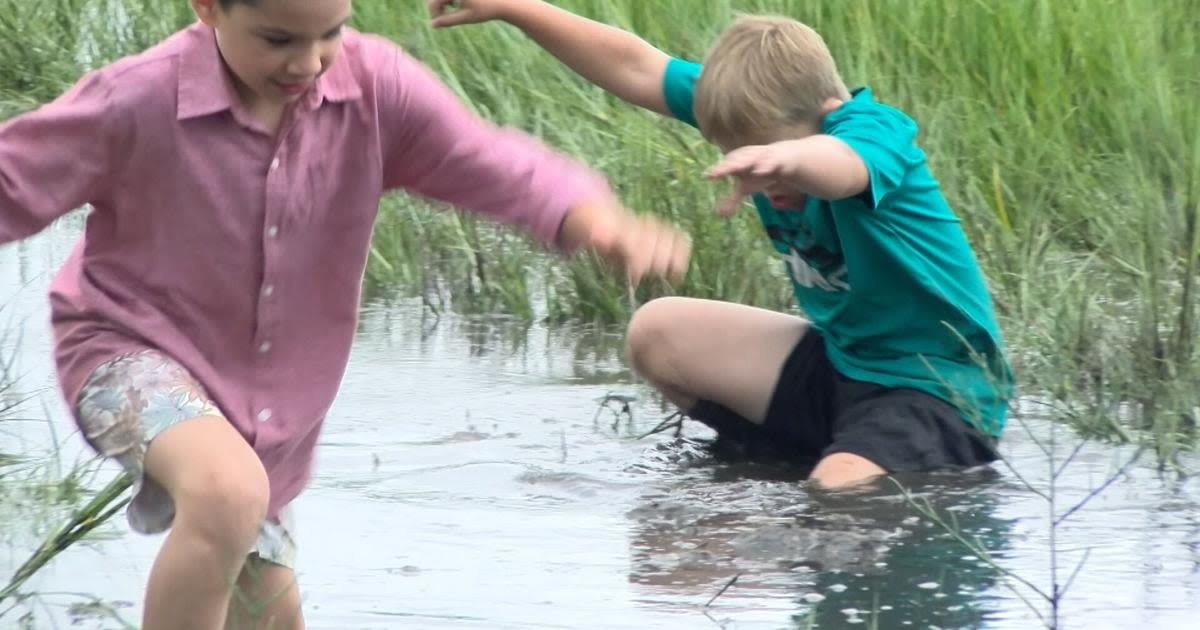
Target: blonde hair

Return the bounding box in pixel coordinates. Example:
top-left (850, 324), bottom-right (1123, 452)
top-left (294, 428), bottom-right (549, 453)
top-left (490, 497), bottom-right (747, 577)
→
top-left (694, 15), bottom-right (849, 146)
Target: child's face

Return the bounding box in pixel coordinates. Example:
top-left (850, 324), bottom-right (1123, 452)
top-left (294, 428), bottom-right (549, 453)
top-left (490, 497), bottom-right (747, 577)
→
top-left (194, 0), bottom-right (352, 108)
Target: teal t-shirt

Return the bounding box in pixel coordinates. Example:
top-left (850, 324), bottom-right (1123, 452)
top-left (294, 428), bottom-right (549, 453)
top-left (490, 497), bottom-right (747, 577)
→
top-left (663, 58), bottom-right (1013, 436)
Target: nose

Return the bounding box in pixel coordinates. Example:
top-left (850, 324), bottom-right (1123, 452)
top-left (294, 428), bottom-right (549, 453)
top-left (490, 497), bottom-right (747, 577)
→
top-left (286, 44), bottom-right (323, 79)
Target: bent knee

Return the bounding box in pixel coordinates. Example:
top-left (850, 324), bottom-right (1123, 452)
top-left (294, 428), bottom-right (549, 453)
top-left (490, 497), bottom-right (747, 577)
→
top-left (625, 297), bottom-right (691, 372)
top-left (144, 416), bottom-right (269, 547)
top-left (809, 452), bottom-right (887, 490)
top-left (173, 463), bottom-right (270, 548)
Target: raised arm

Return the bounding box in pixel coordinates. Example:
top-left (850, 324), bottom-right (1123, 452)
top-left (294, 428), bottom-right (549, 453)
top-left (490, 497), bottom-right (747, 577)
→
top-left (428, 0), bottom-right (672, 116)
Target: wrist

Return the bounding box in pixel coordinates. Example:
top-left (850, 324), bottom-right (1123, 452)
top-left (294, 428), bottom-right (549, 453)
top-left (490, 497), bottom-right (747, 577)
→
top-left (557, 197), bottom-right (624, 253)
top-left (779, 139), bottom-right (812, 182)
top-left (498, 0), bottom-right (538, 26)
top-left (556, 199), bottom-right (591, 252)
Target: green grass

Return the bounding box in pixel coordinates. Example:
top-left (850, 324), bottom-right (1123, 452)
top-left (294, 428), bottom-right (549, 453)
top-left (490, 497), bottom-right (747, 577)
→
top-left (0, 0), bottom-right (1196, 455)
top-left (0, 347), bottom-right (129, 620)
top-left (376, 0), bottom-right (1200, 457)
top-left (366, 0), bottom-right (1200, 458)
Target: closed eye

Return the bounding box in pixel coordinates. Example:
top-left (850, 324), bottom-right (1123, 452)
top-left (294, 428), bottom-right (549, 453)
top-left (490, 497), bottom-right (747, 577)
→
top-left (257, 19), bottom-right (346, 48)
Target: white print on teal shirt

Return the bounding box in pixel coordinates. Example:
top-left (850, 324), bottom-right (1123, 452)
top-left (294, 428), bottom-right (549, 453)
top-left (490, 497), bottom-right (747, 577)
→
top-left (780, 247), bottom-right (851, 292)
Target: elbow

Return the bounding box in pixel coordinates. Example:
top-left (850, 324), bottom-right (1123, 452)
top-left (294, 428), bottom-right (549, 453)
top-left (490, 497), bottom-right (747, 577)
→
top-left (826, 176), bottom-right (870, 202)
top-left (799, 170), bottom-right (869, 202)
top-left (807, 136), bottom-right (870, 201)
top-left (0, 211), bottom-right (41, 245)
top-left (0, 188), bottom-right (36, 244)
top-left (615, 49), bottom-right (669, 113)
top-left (816, 171), bottom-right (871, 203)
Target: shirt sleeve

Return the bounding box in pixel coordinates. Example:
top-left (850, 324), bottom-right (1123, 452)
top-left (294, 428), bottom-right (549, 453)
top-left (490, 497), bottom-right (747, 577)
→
top-left (0, 70), bottom-right (123, 245)
top-left (661, 58), bottom-right (702, 129)
top-left (825, 105), bottom-right (918, 210)
top-left (374, 42), bottom-right (614, 250)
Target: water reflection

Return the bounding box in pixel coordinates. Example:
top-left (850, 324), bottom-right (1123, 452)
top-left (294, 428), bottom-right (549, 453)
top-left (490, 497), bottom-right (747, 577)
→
top-left (357, 302), bottom-right (635, 387)
top-left (627, 448), bottom-right (1013, 629)
top-left (5, 226), bottom-right (1200, 628)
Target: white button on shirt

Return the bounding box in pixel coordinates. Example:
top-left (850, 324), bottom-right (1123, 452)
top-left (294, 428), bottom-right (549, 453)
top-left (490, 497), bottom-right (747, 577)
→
top-left (266, 225), bottom-right (279, 238)
top-left (258, 341), bottom-right (272, 354)
top-left (257, 408), bottom-right (273, 423)
top-left (270, 157), bottom-right (280, 171)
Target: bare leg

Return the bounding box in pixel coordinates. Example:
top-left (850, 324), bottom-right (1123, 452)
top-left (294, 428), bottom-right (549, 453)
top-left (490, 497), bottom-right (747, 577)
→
top-left (226, 555), bottom-right (304, 630)
top-left (625, 297), bottom-right (808, 423)
top-left (142, 416), bottom-right (270, 630)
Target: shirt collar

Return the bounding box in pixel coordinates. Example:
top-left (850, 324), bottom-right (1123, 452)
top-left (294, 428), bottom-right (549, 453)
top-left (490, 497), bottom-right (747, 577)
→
top-left (314, 40), bottom-right (362, 105)
top-left (177, 23), bottom-right (240, 120)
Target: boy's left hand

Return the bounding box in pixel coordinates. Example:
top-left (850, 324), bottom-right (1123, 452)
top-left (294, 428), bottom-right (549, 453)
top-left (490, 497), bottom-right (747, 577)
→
top-left (559, 199), bottom-right (691, 286)
top-left (706, 136), bottom-right (870, 213)
top-left (705, 142), bottom-right (802, 217)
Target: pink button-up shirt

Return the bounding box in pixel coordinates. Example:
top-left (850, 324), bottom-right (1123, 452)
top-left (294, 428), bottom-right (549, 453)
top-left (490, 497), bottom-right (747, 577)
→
top-left (0, 23), bottom-right (611, 518)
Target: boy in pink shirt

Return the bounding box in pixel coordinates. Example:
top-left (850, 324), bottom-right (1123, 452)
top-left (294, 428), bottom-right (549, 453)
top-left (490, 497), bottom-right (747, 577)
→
top-left (0, 0), bottom-right (689, 627)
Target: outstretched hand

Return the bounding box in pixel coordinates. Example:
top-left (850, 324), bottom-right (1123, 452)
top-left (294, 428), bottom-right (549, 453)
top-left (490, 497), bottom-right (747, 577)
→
top-left (428, 0), bottom-right (510, 28)
top-left (559, 199), bottom-right (690, 287)
top-left (705, 143), bottom-right (799, 217)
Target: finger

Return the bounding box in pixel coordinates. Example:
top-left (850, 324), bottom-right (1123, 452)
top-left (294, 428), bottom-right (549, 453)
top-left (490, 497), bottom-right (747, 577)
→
top-left (715, 190), bottom-right (746, 218)
top-left (430, 0), bottom-right (478, 27)
top-left (705, 157), bottom-right (755, 180)
top-left (670, 232), bottom-right (692, 284)
top-left (705, 146), bottom-right (768, 178)
top-left (650, 224), bottom-right (684, 283)
top-left (427, 0), bottom-right (454, 18)
top-left (750, 159), bottom-right (781, 178)
top-left (431, 12), bottom-right (475, 28)
top-left (635, 217), bottom-right (664, 285)
top-left (625, 218), bottom-right (656, 286)
top-left (719, 176), bottom-right (761, 217)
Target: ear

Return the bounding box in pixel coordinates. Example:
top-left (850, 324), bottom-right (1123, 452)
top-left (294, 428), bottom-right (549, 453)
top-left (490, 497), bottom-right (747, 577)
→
top-left (821, 97), bottom-right (844, 116)
top-left (192, 0), bottom-right (221, 27)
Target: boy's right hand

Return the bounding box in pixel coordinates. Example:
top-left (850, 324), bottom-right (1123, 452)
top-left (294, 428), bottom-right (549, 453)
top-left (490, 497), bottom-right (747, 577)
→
top-left (429, 0), bottom-right (673, 116)
top-left (428, 0), bottom-right (512, 27)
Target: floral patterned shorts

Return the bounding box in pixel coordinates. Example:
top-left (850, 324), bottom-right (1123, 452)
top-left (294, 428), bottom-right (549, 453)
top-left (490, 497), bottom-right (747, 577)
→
top-left (75, 350), bottom-right (297, 568)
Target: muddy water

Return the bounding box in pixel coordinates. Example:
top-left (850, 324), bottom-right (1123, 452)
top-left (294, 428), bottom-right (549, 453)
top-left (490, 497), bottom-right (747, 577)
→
top-left (2, 222), bottom-right (1199, 629)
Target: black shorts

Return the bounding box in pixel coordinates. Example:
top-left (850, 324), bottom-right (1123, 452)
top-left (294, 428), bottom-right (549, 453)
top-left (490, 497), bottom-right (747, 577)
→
top-left (688, 332), bottom-right (998, 473)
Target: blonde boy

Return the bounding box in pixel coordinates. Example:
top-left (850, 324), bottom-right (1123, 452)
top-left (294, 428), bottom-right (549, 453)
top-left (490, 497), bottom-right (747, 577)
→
top-left (432, 1), bottom-right (1012, 487)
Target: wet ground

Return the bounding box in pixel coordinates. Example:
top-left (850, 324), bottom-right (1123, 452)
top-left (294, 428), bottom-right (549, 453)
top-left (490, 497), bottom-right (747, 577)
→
top-left (2, 220), bottom-right (1199, 629)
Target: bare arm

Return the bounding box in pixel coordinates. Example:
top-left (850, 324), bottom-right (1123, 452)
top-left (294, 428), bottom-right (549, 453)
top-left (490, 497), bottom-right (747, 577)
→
top-left (429, 0), bottom-right (672, 115)
top-left (706, 137), bottom-right (870, 216)
top-left (771, 136), bottom-right (871, 201)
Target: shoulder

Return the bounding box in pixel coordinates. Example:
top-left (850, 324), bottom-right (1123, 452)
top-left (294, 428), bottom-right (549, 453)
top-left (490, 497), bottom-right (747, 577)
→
top-left (335, 29), bottom-right (420, 90)
top-left (662, 58), bottom-right (703, 127)
top-left (823, 88), bottom-right (920, 147)
top-left (665, 57), bottom-right (702, 80)
top-left (78, 25), bottom-right (199, 115)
